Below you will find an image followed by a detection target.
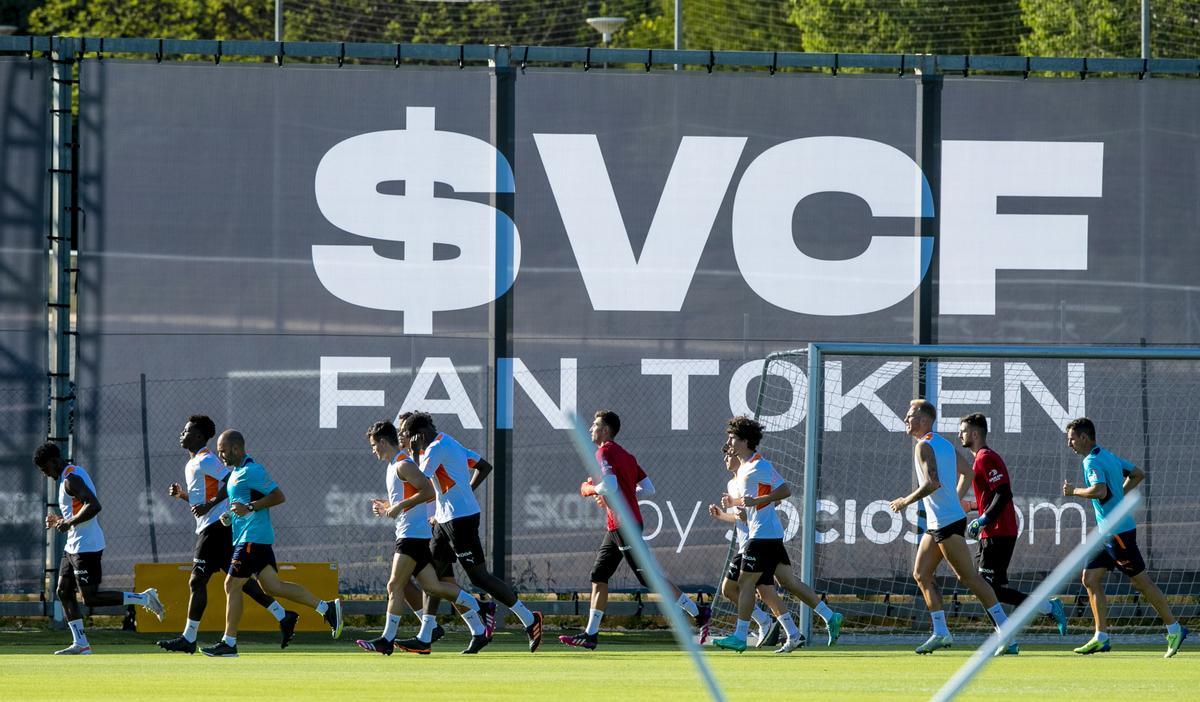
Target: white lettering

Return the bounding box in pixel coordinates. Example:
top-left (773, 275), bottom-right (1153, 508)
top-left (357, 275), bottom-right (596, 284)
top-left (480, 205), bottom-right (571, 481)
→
top-left (319, 356), bottom-right (390, 429)
top-left (642, 359), bottom-right (721, 430)
top-left (667, 501), bottom-right (703, 553)
top-left (940, 140), bottom-right (1104, 314)
top-left (730, 359), bottom-right (806, 432)
top-left (824, 361), bottom-right (909, 431)
top-left (1004, 362), bottom-right (1086, 432)
top-left (934, 361), bottom-right (991, 432)
top-left (399, 357), bottom-right (482, 429)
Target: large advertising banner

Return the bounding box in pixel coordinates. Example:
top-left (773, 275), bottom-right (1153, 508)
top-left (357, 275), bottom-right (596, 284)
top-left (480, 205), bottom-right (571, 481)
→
top-left (0, 59), bottom-right (49, 593)
top-left (76, 62), bottom-right (1200, 594)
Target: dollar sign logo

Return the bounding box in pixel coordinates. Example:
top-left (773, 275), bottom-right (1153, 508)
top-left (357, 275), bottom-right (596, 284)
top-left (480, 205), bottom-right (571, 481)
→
top-left (312, 107), bottom-right (520, 334)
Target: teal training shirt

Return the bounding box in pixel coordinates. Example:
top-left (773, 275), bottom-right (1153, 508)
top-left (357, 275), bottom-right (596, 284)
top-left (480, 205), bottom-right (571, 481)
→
top-left (1082, 446), bottom-right (1137, 534)
top-left (227, 456), bottom-right (279, 545)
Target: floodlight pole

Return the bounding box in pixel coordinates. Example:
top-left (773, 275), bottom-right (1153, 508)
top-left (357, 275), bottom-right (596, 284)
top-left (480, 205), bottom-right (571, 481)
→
top-left (275, 0), bottom-right (284, 42)
top-left (1141, 0), bottom-right (1150, 60)
top-left (674, 0), bottom-right (682, 70)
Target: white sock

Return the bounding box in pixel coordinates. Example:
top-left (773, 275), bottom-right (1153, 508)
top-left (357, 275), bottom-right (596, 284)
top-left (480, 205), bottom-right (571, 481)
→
top-left (314, 600), bottom-right (329, 615)
top-left (986, 603), bottom-right (1008, 630)
top-left (676, 594), bottom-right (699, 617)
top-left (751, 606), bottom-right (771, 634)
top-left (382, 613), bottom-right (401, 640)
top-left (733, 619), bottom-right (750, 640)
top-left (930, 610), bottom-right (950, 637)
top-left (123, 592), bottom-right (147, 606)
top-left (68, 618), bottom-right (88, 646)
top-left (461, 609), bottom-right (486, 636)
top-left (417, 614), bottom-right (437, 641)
top-left (778, 612), bottom-right (800, 640)
top-left (454, 590), bottom-right (479, 611)
top-left (267, 601), bottom-right (286, 622)
top-left (1168, 622), bottom-right (1182, 635)
top-left (414, 608), bottom-right (425, 619)
top-left (814, 601), bottom-right (834, 625)
top-left (1037, 599), bottom-right (1052, 615)
top-left (509, 600), bottom-right (535, 628)
top-left (182, 618), bottom-right (200, 643)
top-left (1095, 630), bottom-right (1110, 641)
top-left (585, 608), bottom-right (604, 635)
top-left (222, 635), bottom-right (237, 647)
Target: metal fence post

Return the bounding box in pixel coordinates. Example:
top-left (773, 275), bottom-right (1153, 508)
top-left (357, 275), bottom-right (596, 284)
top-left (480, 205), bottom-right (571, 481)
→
top-left (488, 45), bottom-right (516, 583)
top-left (46, 35), bottom-right (78, 622)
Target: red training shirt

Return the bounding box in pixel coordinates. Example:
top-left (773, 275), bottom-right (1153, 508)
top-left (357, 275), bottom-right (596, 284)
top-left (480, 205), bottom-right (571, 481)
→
top-left (595, 441), bottom-right (647, 532)
top-left (971, 447), bottom-right (1019, 539)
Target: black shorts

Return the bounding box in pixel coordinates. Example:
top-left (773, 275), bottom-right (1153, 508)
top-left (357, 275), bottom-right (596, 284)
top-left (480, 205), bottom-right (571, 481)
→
top-left (725, 552), bottom-right (744, 582)
top-left (928, 519), bottom-right (967, 543)
top-left (976, 536), bottom-right (1017, 587)
top-left (741, 539), bottom-right (789, 584)
top-left (590, 529), bottom-right (648, 586)
top-left (60, 551), bottom-right (103, 590)
top-left (430, 514), bottom-right (487, 578)
top-left (1086, 529), bottom-right (1146, 577)
top-left (193, 522), bottom-right (235, 578)
top-left (229, 542), bottom-right (277, 579)
top-left (395, 537), bottom-right (434, 575)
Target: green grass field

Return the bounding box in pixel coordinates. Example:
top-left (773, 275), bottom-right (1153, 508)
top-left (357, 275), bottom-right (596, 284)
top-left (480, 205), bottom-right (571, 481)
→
top-left (1, 627), bottom-right (1192, 701)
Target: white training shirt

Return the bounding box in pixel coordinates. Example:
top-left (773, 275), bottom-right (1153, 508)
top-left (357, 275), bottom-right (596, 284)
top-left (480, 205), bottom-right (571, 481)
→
top-left (727, 475), bottom-right (749, 553)
top-left (58, 464), bottom-right (106, 554)
top-left (419, 433), bottom-right (482, 524)
top-left (914, 432), bottom-right (967, 530)
top-left (387, 448), bottom-right (433, 539)
top-left (736, 453), bottom-right (786, 540)
top-left (186, 448), bottom-right (230, 534)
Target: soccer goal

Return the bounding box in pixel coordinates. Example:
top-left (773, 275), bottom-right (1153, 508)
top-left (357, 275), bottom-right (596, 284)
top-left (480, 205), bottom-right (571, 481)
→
top-left (733, 342), bottom-right (1200, 644)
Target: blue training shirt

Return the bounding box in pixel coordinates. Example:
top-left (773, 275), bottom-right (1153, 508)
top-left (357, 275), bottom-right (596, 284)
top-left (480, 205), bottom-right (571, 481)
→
top-left (227, 456), bottom-right (279, 545)
top-left (1081, 446), bottom-right (1137, 534)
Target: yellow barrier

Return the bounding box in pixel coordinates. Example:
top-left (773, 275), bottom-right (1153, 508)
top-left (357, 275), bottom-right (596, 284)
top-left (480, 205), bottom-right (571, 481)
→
top-left (133, 562), bottom-right (339, 633)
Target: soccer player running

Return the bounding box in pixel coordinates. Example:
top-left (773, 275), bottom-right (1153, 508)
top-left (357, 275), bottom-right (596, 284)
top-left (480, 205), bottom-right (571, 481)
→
top-left (714, 416), bottom-right (842, 653)
top-left (560, 410), bottom-right (710, 650)
top-left (400, 412), bottom-right (544, 653)
top-left (157, 415), bottom-right (297, 654)
top-left (958, 413), bottom-right (1068, 636)
top-left (355, 420), bottom-right (489, 655)
top-left (199, 430), bottom-right (343, 657)
top-left (888, 400), bottom-right (1017, 656)
top-left (35, 442), bottom-right (164, 654)
top-left (1062, 417), bottom-right (1187, 658)
top-left (708, 445), bottom-right (805, 652)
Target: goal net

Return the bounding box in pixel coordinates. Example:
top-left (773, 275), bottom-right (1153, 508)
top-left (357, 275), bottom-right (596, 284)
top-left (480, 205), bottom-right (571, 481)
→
top-left (710, 343), bottom-right (1200, 643)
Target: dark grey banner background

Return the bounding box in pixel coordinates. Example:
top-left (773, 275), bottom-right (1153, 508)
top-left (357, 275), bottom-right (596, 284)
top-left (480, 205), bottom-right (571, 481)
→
top-left (0, 59), bottom-right (49, 593)
top-left (74, 62), bottom-right (1200, 594)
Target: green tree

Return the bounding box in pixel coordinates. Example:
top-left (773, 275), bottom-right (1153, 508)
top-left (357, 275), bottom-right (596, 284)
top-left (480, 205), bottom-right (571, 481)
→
top-left (791, 0), bottom-right (1024, 55)
top-left (29, 0), bottom-right (272, 40)
top-left (617, 0), bottom-right (802, 51)
top-left (1020, 0), bottom-right (1200, 58)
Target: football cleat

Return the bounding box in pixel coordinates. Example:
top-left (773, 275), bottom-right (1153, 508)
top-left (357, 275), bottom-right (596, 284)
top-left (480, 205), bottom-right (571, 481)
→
top-left (430, 623), bottom-right (445, 644)
top-left (461, 634), bottom-right (492, 655)
top-left (1048, 598), bottom-right (1068, 637)
top-left (142, 588), bottom-right (165, 622)
top-left (525, 611), bottom-right (543, 653)
top-left (695, 604), bottom-right (712, 646)
top-left (759, 619), bottom-right (782, 648)
top-left (827, 611), bottom-right (844, 646)
top-left (1165, 626), bottom-right (1188, 659)
top-left (396, 637), bottom-right (432, 655)
top-left (279, 610), bottom-right (299, 649)
top-left (322, 599), bottom-right (343, 639)
top-left (994, 641), bottom-right (1020, 657)
top-left (200, 641), bottom-right (238, 657)
top-left (355, 636), bottom-right (394, 656)
top-left (558, 632), bottom-right (598, 650)
top-left (54, 643), bottom-right (92, 655)
top-left (482, 601), bottom-right (497, 639)
top-left (775, 635), bottom-right (805, 654)
top-left (1073, 636), bottom-right (1111, 655)
top-left (156, 636), bottom-right (196, 654)
top-left (713, 634), bottom-right (747, 653)
top-left (915, 633), bottom-right (953, 654)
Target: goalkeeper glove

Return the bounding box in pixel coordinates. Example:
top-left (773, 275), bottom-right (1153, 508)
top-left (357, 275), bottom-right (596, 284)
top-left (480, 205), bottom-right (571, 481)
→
top-left (966, 514), bottom-right (990, 539)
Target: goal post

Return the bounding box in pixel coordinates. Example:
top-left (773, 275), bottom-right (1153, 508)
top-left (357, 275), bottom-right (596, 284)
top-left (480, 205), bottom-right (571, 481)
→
top-left (750, 342), bottom-right (1200, 644)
